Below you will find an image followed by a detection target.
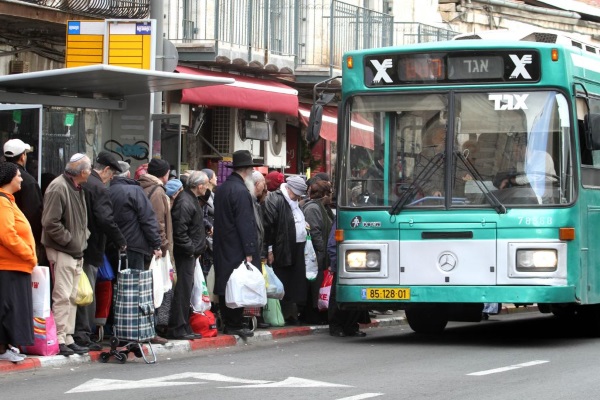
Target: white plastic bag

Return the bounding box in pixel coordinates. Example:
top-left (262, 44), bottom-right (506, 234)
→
top-left (31, 266), bottom-right (51, 317)
top-left (263, 264), bottom-right (285, 300)
top-left (191, 259), bottom-right (211, 312)
top-left (304, 233), bottom-right (318, 280)
top-left (150, 256), bottom-right (164, 308)
top-left (225, 261), bottom-right (267, 309)
top-left (160, 251), bottom-right (173, 292)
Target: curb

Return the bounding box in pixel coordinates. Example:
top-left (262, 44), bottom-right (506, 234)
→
top-left (0, 306), bottom-right (538, 373)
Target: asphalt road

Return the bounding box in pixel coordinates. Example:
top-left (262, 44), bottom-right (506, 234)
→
top-left (4, 312), bottom-right (600, 400)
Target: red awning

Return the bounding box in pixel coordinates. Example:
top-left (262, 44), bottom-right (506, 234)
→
top-left (298, 103), bottom-right (374, 149)
top-left (177, 66), bottom-right (299, 117)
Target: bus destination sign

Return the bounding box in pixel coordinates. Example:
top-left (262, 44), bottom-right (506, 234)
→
top-left (364, 51), bottom-right (540, 86)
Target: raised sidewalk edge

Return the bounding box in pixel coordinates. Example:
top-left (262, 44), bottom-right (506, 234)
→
top-left (0, 306), bottom-right (538, 374)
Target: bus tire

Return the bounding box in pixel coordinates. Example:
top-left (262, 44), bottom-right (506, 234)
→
top-left (405, 304), bottom-right (448, 334)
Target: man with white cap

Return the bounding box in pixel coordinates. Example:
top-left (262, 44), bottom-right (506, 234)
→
top-left (3, 139), bottom-right (44, 263)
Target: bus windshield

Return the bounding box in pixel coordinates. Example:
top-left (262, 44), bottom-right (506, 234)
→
top-left (341, 90), bottom-right (573, 209)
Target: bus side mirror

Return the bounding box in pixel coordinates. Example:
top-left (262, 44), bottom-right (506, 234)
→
top-left (584, 113), bottom-right (600, 150)
top-left (306, 103), bottom-right (324, 145)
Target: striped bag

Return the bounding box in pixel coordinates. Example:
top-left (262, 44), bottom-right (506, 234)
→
top-left (113, 268), bottom-right (156, 342)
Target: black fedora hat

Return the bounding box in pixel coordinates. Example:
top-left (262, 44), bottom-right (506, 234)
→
top-left (227, 150), bottom-right (263, 168)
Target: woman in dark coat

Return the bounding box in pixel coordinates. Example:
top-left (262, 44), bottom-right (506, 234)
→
top-left (262, 175), bottom-right (308, 325)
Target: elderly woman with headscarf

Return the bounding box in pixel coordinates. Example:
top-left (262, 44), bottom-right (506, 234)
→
top-left (300, 176), bottom-right (333, 324)
top-left (262, 175), bottom-right (308, 325)
top-left (0, 162), bottom-right (37, 362)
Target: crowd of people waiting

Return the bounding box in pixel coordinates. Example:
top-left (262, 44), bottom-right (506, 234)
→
top-left (0, 145), bottom-right (368, 363)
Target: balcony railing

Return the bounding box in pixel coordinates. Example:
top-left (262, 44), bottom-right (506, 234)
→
top-left (27, 0), bottom-right (150, 19)
top-left (393, 22), bottom-right (457, 46)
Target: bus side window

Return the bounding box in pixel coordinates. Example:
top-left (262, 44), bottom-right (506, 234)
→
top-left (581, 98), bottom-right (600, 188)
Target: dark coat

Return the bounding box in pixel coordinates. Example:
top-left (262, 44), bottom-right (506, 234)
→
top-left (109, 176), bottom-right (161, 256)
top-left (213, 172), bottom-right (259, 296)
top-left (171, 188), bottom-right (206, 259)
top-left (82, 171), bottom-right (126, 267)
top-left (301, 199), bottom-right (332, 271)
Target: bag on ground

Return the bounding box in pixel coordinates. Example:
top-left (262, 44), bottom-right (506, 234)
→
top-left (113, 268), bottom-right (156, 342)
top-left (263, 298), bottom-right (285, 327)
top-left (191, 259), bottom-right (211, 312)
top-left (304, 232), bottom-right (318, 281)
top-left (31, 266), bottom-right (51, 318)
top-left (318, 270), bottom-right (334, 311)
top-left (21, 312), bottom-right (59, 356)
top-left (263, 263), bottom-right (285, 300)
top-left (75, 270), bottom-right (94, 306)
top-left (225, 261), bottom-right (267, 309)
top-left (149, 256), bottom-right (164, 308)
top-left (190, 310), bottom-right (218, 338)
top-left (156, 289), bottom-right (173, 327)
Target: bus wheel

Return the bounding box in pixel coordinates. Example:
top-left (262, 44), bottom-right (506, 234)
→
top-left (405, 304), bottom-right (448, 334)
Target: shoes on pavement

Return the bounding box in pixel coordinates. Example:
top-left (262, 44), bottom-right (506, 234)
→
top-left (8, 345), bottom-right (25, 358)
top-left (167, 333), bottom-right (199, 340)
top-left (284, 319), bottom-right (300, 326)
top-left (223, 327), bottom-right (254, 338)
top-left (75, 340), bottom-right (102, 351)
top-left (257, 322), bottom-right (271, 329)
top-left (347, 330), bottom-right (367, 337)
top-left (59, 344), bottom-right (75, 356)
top-left (0, 350), bottom-right (25, 363)
top-left (329, 330), bottom-right (346, 337)
top-left (67, 343), bottom-right (89, 355)
top-left (150, 335), bottom-right (169, 345)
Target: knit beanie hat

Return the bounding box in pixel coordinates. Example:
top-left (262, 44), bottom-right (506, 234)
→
top-left (164, 179), bottom-right (183, 197)
top-left (266, 171), bottom-right (285, 192)
top-left (147, 159), bottom-right (170, 178)
top-left (201, 168), bottom-right (215, 181)
top-left (0, 162), bottom-right (18, 186)
top-left (286, 175), bottom-right (307, 196)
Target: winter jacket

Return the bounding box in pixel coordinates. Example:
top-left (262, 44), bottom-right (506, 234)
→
top-left (11, 164), bottom-right (43, 247)
top-left (171, 188), bottom-right (206, 258)
top-left (41, 174), bottom-right (89, 259)
top-left (0, 188), bottom-right (37, 273)
top-left (82, 170), bottom-right (126, 267)
top-left (138, 173), bottom-right (173, 255)
top-left (302, 199), bottom-right (332, 271)
top-left (109, 176), bottom-right (161, 256)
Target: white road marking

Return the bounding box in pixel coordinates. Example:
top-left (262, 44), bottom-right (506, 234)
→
top-left (335, 393), bottom-right (384, 400)
top-left (224, 376), bottom-right (351, 388)
top-left (467, 360), bottom-right (549, 376)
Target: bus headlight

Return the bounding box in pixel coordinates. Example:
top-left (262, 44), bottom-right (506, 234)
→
top-left (516, 249), bottom-right (557, 272)
top-left (346, 250), bottom-right (381, 272)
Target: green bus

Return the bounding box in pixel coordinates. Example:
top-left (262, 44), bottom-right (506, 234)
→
top-left (320, 30), bottom-right (600, 334)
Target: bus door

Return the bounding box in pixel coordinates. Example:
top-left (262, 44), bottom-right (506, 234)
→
top-left (0, 104), bottom-right (43, 183)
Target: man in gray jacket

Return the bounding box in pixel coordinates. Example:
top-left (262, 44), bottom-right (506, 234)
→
top-left (42, 154), bottom-right (91, 356)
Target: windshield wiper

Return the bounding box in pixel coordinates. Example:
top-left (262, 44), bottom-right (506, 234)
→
top-left (455, 151), bottom-right (506, 214)
top-left (390, 152), bottom-right (444, 215)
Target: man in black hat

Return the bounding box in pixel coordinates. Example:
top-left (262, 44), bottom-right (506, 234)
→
top-left (74, 151), bottom-right (127, 350)
top-left (213, 150), bottom-right (262, 337)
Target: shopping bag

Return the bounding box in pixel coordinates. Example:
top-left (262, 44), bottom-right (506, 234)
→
top-left (225, 261), bottom-right (267, 309)
top-left (149, 256), bottom-right (164, 308)
top-left (190, 310), bottom-right (218, 338)
top-left (75, 269), bottom-right (93, 306)
top-left (262, 263), bottom-right (285, 300)
top-left (113, 268), bottom-right (156, 342)
top-left (263, 298), bottom-right (285, 327)
top-left (97, 254), bottom-right (115, 282)
top-left (31, 266), bottom-right (51, 318)
top-left (318, 270), bottom-right (333, 311)
top-left (304, 232), bottom-right (318, 280)
top-left (191, 259), bottom-right (211, 312)
top-left (160, 251), bottom-right (173, 292)
top-left (21, 312), bottom-right (59, 356)
top-left (156, 289), bottom-right (173, 327)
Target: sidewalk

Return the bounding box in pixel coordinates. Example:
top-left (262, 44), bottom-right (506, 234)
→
top-left (0, 305), bottom-right (537, 374)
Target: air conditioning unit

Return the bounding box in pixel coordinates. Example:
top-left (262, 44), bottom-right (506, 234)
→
top-left (264, 119), bottom-right (286, 168)
top-left (232, 109), bottom-right (260, 156)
